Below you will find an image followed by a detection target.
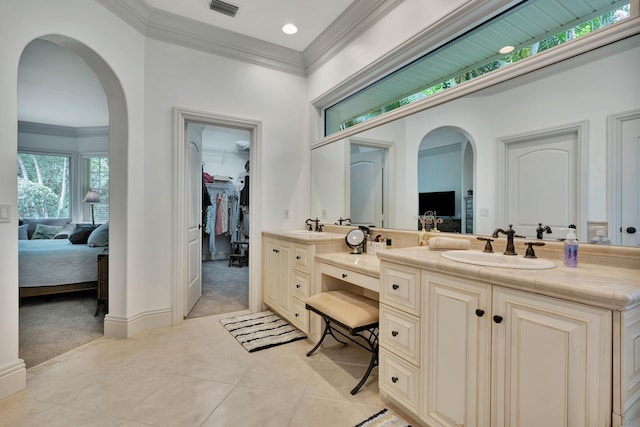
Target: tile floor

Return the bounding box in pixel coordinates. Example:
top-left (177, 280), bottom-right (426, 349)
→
top-left (0, 311), bottom-right (400, 427)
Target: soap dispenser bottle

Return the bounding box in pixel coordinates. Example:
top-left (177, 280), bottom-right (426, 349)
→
top-left (563, 230), bottom-right (579, 267)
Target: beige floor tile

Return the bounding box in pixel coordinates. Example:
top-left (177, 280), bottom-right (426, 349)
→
top-left (289, 396), bottom-right (382, 427)
top-left (0, 311), bottom-right (399, 427)
top-left (201, 385), bottom-right (302, 427)
top-left (118, 375), bottom-right (234, 427)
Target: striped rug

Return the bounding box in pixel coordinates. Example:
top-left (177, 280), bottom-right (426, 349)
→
top-left (219, 310), bottom-right (306, 353)
top-left (354, 408), bottom-right (412, 427)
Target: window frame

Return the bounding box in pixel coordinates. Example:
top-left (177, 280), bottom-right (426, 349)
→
top-left (80, 152), bottom-right (109, 224)
top-left (17, 148), bottom-right (75, 220)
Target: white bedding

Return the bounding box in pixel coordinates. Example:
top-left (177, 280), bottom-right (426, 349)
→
top-left (19, 239), bottom-right (105, 287)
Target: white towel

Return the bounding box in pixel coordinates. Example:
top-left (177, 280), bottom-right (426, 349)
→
top-left (428, 237), bottom-right (470, 250)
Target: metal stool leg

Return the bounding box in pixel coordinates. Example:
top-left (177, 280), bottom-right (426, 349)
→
top-left (306, 318), bottom-right (347, 357)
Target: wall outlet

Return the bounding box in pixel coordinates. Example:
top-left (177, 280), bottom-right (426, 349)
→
top-left (284, 208), bottom-right (289, 219)
top-left (479, 208), bottom-right (489, 217)
top-left (0, 204), bottom-right (10, 223)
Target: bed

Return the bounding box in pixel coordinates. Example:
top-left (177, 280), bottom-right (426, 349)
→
top-left (18, 239), bottom-right (105, 298)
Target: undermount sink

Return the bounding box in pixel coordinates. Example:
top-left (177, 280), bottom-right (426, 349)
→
top-left (441, 250), bottom-right (556, 270)
top-left (285, 230), bottom-right (325, 235)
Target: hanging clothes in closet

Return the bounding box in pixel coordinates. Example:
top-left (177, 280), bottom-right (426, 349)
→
top-left (204, 181), bottom-right (240, 254)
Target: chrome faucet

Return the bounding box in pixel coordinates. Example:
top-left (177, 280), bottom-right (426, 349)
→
top-left (536, 223), bottom-right (552, 239)
top-left (492, 224), bottom-right (522, 255)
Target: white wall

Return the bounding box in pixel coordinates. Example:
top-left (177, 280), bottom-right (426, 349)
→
top-left (0, 0), bottom-right (309, 399)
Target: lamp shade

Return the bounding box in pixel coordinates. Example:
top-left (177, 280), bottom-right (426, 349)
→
top-left (84, 190), bottom-right (100, 204)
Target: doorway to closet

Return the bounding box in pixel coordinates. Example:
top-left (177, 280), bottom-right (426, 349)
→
top-left (185, 123), bottom-right (250, 319)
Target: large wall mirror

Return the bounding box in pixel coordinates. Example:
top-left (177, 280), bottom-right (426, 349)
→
top-left (311, 33), bottom-right (640, 247)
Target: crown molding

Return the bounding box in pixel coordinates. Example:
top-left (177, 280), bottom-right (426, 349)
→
top-left (18, 121), bottom-right (109, 138)
top-left (304, 0), bottom-right (404, 74)
top-left (95, 0), bottom-right (402, 77)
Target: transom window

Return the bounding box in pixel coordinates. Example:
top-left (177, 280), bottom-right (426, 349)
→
top-left (325, 0), bottom-right (631, 136)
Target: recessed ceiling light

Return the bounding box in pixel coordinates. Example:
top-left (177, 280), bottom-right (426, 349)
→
top-left (499, 45), bottom-right (515, 54)
top-left (282, 23), bottom-right (298, 35)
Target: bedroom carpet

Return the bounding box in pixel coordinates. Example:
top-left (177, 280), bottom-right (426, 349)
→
top-left (186, 259), bottom-right (249, 319)
top-left (19, 290), bottom-right (104, 368)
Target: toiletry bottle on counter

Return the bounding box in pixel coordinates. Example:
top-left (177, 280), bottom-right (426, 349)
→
top-left (590, 228), bottom-right (611, 245)
top-left (563, 231), bottom-right (579, 267)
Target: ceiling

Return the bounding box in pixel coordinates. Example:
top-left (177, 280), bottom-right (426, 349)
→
top-left (143, 0), bottom-right (356, 52)
top-left (17, 0), bottom-right (382, 128)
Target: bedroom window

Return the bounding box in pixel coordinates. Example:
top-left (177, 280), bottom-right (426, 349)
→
top-left (83, 156), bottom-right (109, 223)
top-left (17, 152), bottom-right (71, 219)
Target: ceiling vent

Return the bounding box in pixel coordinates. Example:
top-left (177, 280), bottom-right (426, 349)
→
top-left (209, 0), bottom-right (239, 18)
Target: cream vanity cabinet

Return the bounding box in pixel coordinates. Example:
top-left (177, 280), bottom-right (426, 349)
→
top-left (380, 264), bottom-right (613, 427)
top-left (263, 233), bottom-right (337, 334)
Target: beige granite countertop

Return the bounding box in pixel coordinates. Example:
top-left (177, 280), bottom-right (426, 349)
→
top-left (263, 229), bottom-right (345, 243)
top-left (376, 246), bottom-right (640, 311)
top-left (315, 252), bottom-right (380, 278)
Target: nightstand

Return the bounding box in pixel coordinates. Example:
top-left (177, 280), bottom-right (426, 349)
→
top-left (96, 249), bottom-right (108, 316)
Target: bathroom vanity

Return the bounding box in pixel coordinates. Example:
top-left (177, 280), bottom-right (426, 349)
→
top-left (376, 246), bottom-right (640, 427)
top-left (261, 229), bottom-right (640, 426)
top-left (261, 230), bottom-right (343, 334)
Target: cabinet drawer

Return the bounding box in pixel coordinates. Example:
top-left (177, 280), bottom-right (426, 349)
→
top-left (380, 348), bottom-right (419, 414)
top-left (320, 262), bottom-right (379, 293)
top-left (293, 272), bottom-right (310, 299)
top-left (293, 244), bottom-right (311, 273)
top-left (380, 304), bottom-right (420, 366)
top-left (290, 298), bottom-right (309, 334)
top-left (381, 264), bottom-right (420, 316)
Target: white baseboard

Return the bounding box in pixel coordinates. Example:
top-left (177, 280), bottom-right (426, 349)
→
top-left (104, 307), bottom-right (173, 338)
top-left (0, 359), bottom-right (26, 400)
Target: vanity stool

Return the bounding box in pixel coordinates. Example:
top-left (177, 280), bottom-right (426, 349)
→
top-left (305, 290), bottom-right (379, 395)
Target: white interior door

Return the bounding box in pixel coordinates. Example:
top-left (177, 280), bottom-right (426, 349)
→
top-left (620, 117), bottom-right (640, 247)
top-left (350, 148), bottom-right (383, 227)
top-left (506, 131), bottom-right (578, 239)
top-left (185, 139), bottom-right (202, 315)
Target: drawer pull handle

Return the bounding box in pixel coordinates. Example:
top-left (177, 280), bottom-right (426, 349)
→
top-left (295, 313), bottom-right (299, 317)
top-left (475, 309), bottom-right (485, 317)
top-left (342, 273), bottom-right (347, 278)
top-left (391, 376), bottom-right (399, 383)
top-left (493, 315), bottom-right (503, 324)
top-left (296, 284), bottom-right (301, 288)
top-left (391, 330), bottom-right (399, 337)
top-left (392, 284), bottom-right (399, 290)
top-left (296, 256), bottom-right (302, 260)
top-left (273, 249), bottom-right (279, 253)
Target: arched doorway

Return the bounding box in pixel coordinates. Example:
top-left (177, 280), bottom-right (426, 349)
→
top-left (16, 35), bottom-right (128, 347)
top-left (418, 126), bottom-right (475, 234)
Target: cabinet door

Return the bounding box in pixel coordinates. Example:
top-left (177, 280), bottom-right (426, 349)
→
top-left (492, 286), bottom-right (612, 427)
top-left (263, 237), bottom-right (279, 307)
top-left (276, 240), bottom-right (292, 316)
top-left (422, 271), bottom-right (491, 427)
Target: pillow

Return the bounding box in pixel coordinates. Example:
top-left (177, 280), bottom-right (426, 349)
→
top-left (87, 222), bottom-right (109, 247)
top-left (53, 223), bottom-right (77, 239)
top-left (18, 224), bottom-right (28, 240)
top-left (31, 224), bottom-right (63, 240)
top-left (69, 228), bottom-right (93, 244)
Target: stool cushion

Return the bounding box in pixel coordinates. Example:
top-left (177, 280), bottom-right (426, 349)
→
top-left (306, 290), bottom-right (379, 330)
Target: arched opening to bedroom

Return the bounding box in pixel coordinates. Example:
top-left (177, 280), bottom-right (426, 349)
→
top-left (16, 35), bottom-right (127, 367)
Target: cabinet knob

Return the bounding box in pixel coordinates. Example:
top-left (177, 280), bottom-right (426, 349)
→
top-left (493, 315), bottom-right (503, 324)
top-left (475, 309), bottom-right (485, 317)
top-left (296, 284), bottom-right (301, 288)
top-left (273, 249), bottom-right (279, 253)
top-left (391, 376), bottom-right (399, 383)
top-left (392, 284), bottom-right (399, 290)
top-left (342, 273), bottom-right (348, 278)
top-left (296, 255), bottom-right (302, 260)
top-left (295, 313), bottom-right (299, 317)
top-left (391, 330), bottom-right (399, 337)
